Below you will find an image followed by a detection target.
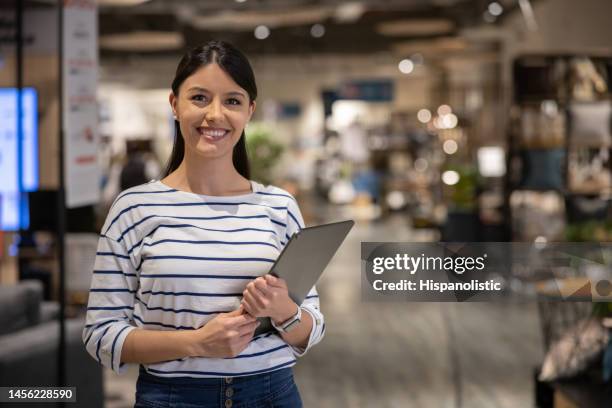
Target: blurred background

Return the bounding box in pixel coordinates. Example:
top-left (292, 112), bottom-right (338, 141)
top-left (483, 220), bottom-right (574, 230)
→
top-left (1, 0), bottom-right (611, 407)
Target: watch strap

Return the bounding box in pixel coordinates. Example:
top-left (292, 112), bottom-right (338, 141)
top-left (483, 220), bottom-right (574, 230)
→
top-left (271, 306), bottom-right (302, 333)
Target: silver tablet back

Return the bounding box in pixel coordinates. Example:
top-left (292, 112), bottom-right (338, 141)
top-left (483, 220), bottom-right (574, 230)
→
top-left (253, 219), bottom-right (354, 335)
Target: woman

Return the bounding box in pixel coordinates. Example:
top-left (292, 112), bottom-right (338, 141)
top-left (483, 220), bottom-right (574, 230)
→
top-left (83, 40), bottom-right (325, 408)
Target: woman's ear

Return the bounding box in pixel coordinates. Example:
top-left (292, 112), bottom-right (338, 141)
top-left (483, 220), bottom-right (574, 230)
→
top-left (248, 101), bottom-right (256, 121)
top-left (169, 92), bottom-right (178, 119)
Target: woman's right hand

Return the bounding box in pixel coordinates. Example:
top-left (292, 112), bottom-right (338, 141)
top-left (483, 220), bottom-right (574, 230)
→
top-left (189, 306), bottom-right (260, 358)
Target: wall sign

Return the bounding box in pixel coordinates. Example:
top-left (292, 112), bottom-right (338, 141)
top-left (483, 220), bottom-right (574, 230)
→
top-left (63, 0), bottom-right (99, 208)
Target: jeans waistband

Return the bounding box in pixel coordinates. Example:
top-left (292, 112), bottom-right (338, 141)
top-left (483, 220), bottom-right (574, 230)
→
top-left (138, 365), bottom-right (293, 386)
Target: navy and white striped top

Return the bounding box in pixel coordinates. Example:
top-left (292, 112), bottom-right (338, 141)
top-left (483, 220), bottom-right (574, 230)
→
top-left (82, 179), bottom-right (325, 378)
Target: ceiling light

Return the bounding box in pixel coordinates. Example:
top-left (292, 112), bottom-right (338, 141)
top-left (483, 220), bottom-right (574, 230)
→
top-left (417, 109), bottom-right (432, 123)
top-left (334, 2), bottom-right (365, 23)
top-left (398, 59), bottom-right (414, 74)
top-left (254, 25), bottom-right (270, 40)
top-left (235, 0), bottom-right (247, 3)
top-left (442, 170), bottom-right (460, 185)
top-left (443, 139), bottom-right (458, 154)
top-left (386, 191), bottom-right (406, 210)
top-left (310, 24), bottom-right (325, 38)
top-left (442, 113), bottom-right (458, 129)
top-left (488, 2), bottom-right (503, 16)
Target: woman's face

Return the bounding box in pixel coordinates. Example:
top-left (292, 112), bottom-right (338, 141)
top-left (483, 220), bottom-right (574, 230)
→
top-left (170, 63), bottom-right (255, 162)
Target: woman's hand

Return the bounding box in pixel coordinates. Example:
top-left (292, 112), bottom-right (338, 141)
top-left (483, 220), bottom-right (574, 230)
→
top-left (241, 274), bottom-right (297, 325)
top-left (189, 306), bottom-right (259, 358)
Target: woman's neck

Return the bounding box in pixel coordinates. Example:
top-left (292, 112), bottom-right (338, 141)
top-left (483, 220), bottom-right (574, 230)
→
top-left (162, 152), bottom-right (251, 196)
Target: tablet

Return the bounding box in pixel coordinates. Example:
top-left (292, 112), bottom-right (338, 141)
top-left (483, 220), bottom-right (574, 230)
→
top-left (253, 219), bottom-right (354, 335)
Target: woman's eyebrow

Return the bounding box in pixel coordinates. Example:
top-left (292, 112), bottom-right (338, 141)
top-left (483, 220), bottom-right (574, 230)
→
top-left (187, 86), bottom-right (246, 98)
top-left (226, 91), bottom-right (247, 98)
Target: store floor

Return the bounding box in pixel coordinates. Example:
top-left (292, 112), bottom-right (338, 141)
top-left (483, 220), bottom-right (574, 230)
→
top-left (104, 210), bottom-right (544, 408)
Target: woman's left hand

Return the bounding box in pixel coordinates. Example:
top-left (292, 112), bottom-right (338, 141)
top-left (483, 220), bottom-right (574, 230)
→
top-left (241, 275), bottom-right (297, 324)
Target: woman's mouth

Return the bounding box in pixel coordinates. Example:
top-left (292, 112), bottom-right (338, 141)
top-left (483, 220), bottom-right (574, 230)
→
top-left (198, 127), bottom-right (230, 142)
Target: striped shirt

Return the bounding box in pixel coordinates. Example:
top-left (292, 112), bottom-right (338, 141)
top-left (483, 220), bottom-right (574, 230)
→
top-left (82, 179), bottom-right (325, 378)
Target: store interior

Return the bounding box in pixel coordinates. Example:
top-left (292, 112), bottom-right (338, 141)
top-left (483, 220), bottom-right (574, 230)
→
top-left (1, 0), bottom-right (612, 407)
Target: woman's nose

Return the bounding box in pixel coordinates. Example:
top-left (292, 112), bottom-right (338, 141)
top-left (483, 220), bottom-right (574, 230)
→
top-left (204, 98), bottom-right (223, 122)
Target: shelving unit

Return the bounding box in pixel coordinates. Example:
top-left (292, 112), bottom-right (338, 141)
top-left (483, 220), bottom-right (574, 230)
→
top-left (507, 54), bottom-right (612, 408)
top-left (505, 54), bottom-right (612, 243)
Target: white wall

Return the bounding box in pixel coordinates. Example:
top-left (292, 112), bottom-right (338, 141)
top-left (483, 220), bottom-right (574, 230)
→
top-left (97, 85), bottom-right (174, 161)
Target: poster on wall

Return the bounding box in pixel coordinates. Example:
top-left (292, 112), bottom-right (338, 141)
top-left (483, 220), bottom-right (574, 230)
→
top-left (63, 0), bottom-right (99, 208)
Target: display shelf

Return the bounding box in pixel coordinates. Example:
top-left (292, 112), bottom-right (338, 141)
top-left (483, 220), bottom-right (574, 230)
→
top-left (509, 54), bottom-right (612, 408)
top-left (506, 54), bottom-right (612, 243)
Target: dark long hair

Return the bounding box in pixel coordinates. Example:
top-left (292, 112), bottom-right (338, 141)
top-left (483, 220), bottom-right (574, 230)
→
top-left (162, 40), bottom-right (257, 179)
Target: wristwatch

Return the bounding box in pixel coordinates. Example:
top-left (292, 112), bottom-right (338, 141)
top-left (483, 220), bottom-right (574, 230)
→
top-left (271, 306), bottom-right (302, 333)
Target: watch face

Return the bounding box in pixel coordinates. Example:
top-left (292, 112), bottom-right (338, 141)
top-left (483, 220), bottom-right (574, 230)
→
top-left (283, 318), bottom-right (301, 332)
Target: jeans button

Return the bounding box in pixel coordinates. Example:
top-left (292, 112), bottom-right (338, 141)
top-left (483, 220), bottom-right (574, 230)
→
top-left (225, 377), bottom-right (233, 384)
top-left (225, 399), bottom-right (233, 408)
top-left (225, 387), bottom-right (234, 398)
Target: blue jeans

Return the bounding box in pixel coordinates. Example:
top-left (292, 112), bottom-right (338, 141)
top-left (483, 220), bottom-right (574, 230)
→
top-left (134, 366), bottom-right (303, 408)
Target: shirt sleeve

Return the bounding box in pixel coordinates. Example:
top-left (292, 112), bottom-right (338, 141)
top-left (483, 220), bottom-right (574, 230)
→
top-left (82, 234), bottom-right (138, 374)
top-left (284, 195), bottom-right (326, 357)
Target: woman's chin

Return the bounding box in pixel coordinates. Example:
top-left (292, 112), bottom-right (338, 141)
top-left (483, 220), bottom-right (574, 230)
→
top-left (193, 144), bottom-right (231, 159)
top-left (186, 134), bottom-right (239, 159)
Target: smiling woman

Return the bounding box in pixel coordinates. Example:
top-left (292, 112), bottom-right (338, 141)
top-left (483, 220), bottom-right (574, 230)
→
top-left (82, 41), bottom-right (325, 408)
top-left (170, 64), bottom-right (254, 165)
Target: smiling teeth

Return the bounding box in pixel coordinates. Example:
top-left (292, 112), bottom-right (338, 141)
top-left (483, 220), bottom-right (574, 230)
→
top-left (200, 129), bottom-right (228, 139)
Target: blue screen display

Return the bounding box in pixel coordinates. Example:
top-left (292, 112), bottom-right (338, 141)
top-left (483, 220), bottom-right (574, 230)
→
top-left (0, 87), bottom-right (38, 231)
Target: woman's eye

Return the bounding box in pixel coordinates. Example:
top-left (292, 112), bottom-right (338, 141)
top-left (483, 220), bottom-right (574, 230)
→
top-left (227, 98), bottom-right (241, 105)
top-left (192, 95), bottom-right (207, 102)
